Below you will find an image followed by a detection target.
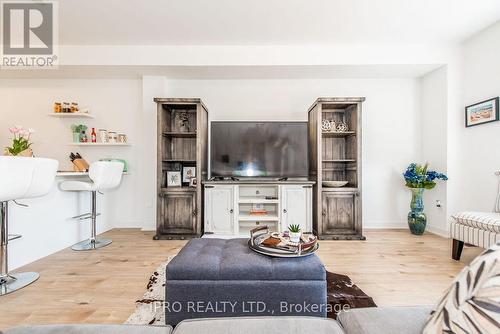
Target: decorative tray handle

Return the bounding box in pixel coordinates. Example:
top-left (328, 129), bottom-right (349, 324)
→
top-left (250, 225), bottom-right (269, 246)
top-left (298, 237), bottom-right (318, 255)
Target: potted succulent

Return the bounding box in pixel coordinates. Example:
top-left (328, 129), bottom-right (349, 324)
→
top-left (288, 224), bottom-right (302, 243)
top-left (4, 126), bottom-right (35, 157)
top-left (403, 163), bottom-right (448, 235)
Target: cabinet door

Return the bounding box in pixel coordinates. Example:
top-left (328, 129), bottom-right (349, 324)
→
top-left (205, 186), bottom-right (234, 234)
top-left (159, 191), bottom-right (196, 235)
top-left (281, 185), bottom-right (312, 232)
top-left (322, 192), bottom-right (357, 234)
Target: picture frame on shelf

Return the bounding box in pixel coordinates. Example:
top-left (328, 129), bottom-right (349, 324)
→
top-left (465, 97), bottom-right (499, 127)
top-left (182, 166), bottom-right (196, 185)
top-left (167, 171), bottom-right (182, 187)
top-left (189, 178), bottom-right (197, 187)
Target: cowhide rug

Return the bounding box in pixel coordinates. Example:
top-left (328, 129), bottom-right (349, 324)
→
top-left (125, 258), bottom-right (376, 325)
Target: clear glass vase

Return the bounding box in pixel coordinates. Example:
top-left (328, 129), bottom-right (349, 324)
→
top-left (407, 188), bottom-right (426, 235)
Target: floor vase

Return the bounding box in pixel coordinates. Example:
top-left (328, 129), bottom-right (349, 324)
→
top-left (407, 188), bottom-right (426, 235)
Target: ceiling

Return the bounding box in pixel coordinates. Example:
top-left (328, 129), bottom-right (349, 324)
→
top-left (58, 0), bottom-right (500, 45)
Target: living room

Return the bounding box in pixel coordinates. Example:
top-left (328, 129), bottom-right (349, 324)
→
top-left (0, 1), bottom-right (499, 333)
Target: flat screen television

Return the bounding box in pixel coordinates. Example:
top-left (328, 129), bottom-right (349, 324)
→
top-left (210, 122), bottom-right (308, 178)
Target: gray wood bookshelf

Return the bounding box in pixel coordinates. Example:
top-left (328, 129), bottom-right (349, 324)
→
top-left (308, 97), bottom-right (365, 240)
top-left (154, 98), bottom-right (209, 239)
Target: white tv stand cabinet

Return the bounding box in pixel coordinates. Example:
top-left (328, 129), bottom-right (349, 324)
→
top-left (203, 180), bottom-right (314, 237)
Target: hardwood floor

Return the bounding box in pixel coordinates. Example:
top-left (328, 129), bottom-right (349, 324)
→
top-left (0, 228), bottom-right (482, 330)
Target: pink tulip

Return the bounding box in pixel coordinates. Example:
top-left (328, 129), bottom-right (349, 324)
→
top-left (9, 127), bottom-right (18, 134)
top-left (28, 128), bottom-right (35, 134)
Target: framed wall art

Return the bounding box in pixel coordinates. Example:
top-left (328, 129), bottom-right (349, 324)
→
top-left (465, 97), bottom-right (499, 127)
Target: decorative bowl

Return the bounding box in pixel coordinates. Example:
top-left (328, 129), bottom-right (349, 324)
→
top-left (322, 181), bottom-right (348, 188)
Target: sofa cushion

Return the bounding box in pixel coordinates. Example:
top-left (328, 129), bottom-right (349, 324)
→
top-left (452, 212), bottom-right (500, 233)
top-left (166, 238), bottom-right (325, 281)
top-left (4, 324), bottom-right (171, 334)
top-left (337, 306), bottom-right (432, 334)
top-left (422, 243), bottom-right (500, 333)
top-left (172, 316), bottom-right (345, 334)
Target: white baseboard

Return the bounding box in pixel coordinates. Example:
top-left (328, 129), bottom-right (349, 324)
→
top-left (141, 221), bottom-right (156, 231)
top-left (113, 220), bottom-right (144, 228)
top-left (364, 221), bottom-right (407, 229)
top-left (426, 225), bottom-right (449, 238)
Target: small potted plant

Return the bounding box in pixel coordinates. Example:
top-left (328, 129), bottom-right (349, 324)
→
top-left (288, 224), bottom-right (302, 243)
top-left (71, 124), bottom-right (87, 142)
top-left (4, 126), bottom-right (35, 157)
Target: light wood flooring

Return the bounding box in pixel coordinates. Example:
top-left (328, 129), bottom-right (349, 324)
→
top-left (0, 229), bottom-right (482, 330)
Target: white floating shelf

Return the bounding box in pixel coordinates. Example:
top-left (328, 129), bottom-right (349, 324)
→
top-left (68, 142), bottom-right (131, 146)
top-left (48, 113), bottom-right (95, 119)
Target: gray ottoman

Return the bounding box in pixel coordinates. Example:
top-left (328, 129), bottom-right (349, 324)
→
top-left (165, 238), bottom-right (327, 326)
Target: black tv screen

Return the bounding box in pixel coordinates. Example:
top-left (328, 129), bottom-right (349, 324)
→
top-left (210, 122), bottom-right (308, 178)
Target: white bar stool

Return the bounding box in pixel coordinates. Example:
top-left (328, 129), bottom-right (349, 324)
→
top-left (60, 161), bottom-right (124, 251)
top-left (0, 157), bottom-right (58, 296)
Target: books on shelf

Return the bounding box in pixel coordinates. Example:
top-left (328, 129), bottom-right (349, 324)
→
top-left (250, 203), bottom-right (267, 215)
top-left (250, 210), bottom-right (268, 215)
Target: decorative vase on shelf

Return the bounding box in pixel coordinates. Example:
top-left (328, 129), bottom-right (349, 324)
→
top-left (73, 132), bottom-right (80, 143)
top-left (178, 112), bottom-right (190, 132)
top-left (407, 187), bottom-right (426, 235)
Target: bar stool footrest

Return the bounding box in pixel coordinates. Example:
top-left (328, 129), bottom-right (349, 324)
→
top-left (72, 213), bottom-right (101, 221)
top-left (8, 234), bottom-right (22, 241)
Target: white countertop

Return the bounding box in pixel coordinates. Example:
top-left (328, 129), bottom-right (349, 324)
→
top-left (56, 171), bottom-right (130, 177)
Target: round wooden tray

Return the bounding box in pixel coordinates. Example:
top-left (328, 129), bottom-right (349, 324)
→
top-left (248, 226), bottom-right (319, 258)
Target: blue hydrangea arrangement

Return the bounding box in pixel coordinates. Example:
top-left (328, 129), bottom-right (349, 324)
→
top-left (403, 163), bottom-right (448, 189)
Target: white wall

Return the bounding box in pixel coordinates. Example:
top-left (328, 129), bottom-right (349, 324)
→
top-left (162, 78), bottom-right (422, 228)
top-left (420, 66), bottom-right (449, 236)
top-left (0, 78), bottom-right (143, 269)
top-left (455, 21), bottom-right (500, 212)
top-left (0, 74), bottom-right (451, 268)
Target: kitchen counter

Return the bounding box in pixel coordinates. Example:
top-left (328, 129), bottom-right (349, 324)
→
top-left (56, 171), bottom-right (130, 177)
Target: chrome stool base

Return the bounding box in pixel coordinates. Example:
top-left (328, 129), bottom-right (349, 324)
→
top-left (71, 191), bottom-right (111, 252)
top-left (0, 272), bottom-right (39, 296)
top-left (71, 238), bottom-right (112, 251)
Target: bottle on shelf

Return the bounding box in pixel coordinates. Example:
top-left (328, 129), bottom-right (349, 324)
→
top-left (80, 130), bottom-right (88, 143)
top-left (91, 128), bottom-right (97, 143)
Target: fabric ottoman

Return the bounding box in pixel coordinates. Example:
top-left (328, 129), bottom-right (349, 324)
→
top-left (165, 238), bottom-right (327, 326)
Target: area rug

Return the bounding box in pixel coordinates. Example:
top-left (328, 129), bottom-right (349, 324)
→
top-left (125, 258), bottom-right (376, 325)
